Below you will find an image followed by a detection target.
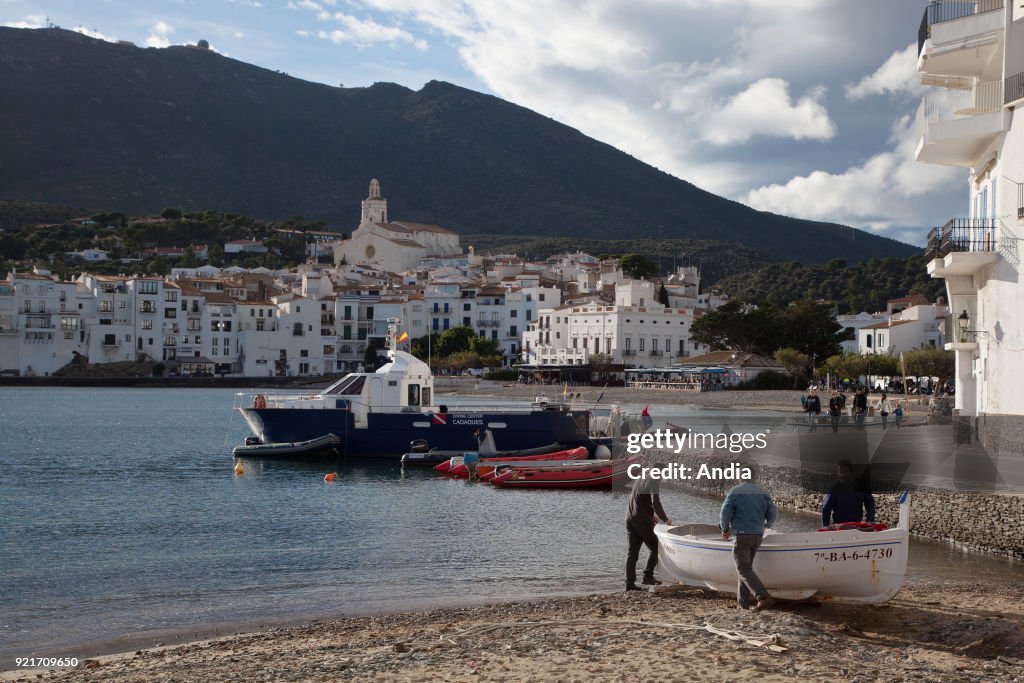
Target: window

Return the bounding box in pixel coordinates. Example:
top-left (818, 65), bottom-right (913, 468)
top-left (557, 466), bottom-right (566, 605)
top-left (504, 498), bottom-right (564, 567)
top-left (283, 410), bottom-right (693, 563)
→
top-left (194, 335), bottom-right (201, 345)
top-left (463, 303), bottom-right (471, 311)
top-left (210, 321), bottom-right (220, 332)
top-left (510, 325), bottom-right (518, 336)
top-left (165, 290), bottom-right (178, 302)
top-left (223, 337), bottom-right (230, 347)
top-left (141, 301), bottom-right (156, 313)
top-left (293, 322), bottom-right (303, 336)
top-left (625, 337), bottom-right (631, 350)
top-left (181, 300), bottom-right (186, 311)
top-left (164, 336), bottom-right (176, 346)
top-left (212, 346), bottom-right (219, 356)
top-left (256, 319), bottom-right (265, 331)
top-left (526, 294), bottom-right (532, 302)
top-left (539, 293), bottom-right (545, 302)
top-left (223, 321), bottom-right (232, 332)
top-left (526, 310), bottom-right (532, 321)
top-left (652, 339), bottom-right (658, 352)
top-left (640, 338), bottom-right (646, 351)
top-left (408, 384), bottom-right (420, 406)
top-left (61, 317), bottom-right (76, 331)
top-left (99, 300), bottom-right (113, 312)
top-left (323, 345), bottom-right (335, 355)
top-left (183, 335), bottom-right (190, 344)
top-left (510, 310), bottom-right (518, 318)
top-left (188, 319), bottom-right (201, 332)
top-left (250, 309), bottom-right (255, 317)
top-left (38, 301), bottom-right (46, 313)
top-left (138, 280), bottom-right (159, 295)
top-left (164, 308), bottom-right (176, 319)
top-left (300, 349), bottom-right (309, 358)
top-left (125, 334), bottom-right (131, 342)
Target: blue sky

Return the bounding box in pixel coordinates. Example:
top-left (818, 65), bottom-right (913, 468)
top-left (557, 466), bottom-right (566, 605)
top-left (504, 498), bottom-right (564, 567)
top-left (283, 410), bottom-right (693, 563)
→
top-left (2, 0), bottom-right (962, 245)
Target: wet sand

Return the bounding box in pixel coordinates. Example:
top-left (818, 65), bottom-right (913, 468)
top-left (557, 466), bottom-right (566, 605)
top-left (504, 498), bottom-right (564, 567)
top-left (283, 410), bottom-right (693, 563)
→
top-left (8, 581), bottom-right (1023, 682)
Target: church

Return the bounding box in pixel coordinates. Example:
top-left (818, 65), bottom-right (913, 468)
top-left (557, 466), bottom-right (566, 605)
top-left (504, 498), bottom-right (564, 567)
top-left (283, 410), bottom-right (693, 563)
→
top-left (333, 179), bottom-right (462, 273)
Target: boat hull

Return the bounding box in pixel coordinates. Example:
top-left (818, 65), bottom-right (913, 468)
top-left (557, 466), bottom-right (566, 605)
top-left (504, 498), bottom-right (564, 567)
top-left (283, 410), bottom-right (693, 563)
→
top-left (239, 407), bottom-right (590, 459)
top-left (655, 525), bottom-right (909, 604)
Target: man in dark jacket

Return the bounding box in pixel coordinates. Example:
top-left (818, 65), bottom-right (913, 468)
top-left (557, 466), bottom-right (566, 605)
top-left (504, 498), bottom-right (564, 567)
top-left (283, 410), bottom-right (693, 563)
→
top-left (625, 475), bottom-right (671, 591)
top-left (804, 388), bottom-right (822, 432)
top-left (853, 386), bottom-right (868, 429)
top-left (828, 390), bottom-right (844, 433)
top-left (821, 459), bottom-right (876, 527)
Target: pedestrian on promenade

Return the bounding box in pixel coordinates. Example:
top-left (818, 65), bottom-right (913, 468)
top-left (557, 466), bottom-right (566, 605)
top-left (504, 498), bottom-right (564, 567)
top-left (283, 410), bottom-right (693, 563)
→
top-left (853, 386), bottom-right (868, 429)
top-left (804, 387), bottom-right (822, 432)
top-left (828, 389), bottom-right (843, 433)
top-left (876, 393), bottom-right (892, 430)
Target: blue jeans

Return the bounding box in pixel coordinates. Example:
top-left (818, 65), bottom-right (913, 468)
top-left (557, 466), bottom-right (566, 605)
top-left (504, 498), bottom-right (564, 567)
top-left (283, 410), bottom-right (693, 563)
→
top-left (807, 412), bottom-right (818, 432)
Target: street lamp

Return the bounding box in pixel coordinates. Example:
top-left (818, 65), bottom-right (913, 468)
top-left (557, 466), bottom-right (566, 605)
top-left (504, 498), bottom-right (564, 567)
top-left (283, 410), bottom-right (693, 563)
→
top-left (956, 309), bottom-right (988, 341)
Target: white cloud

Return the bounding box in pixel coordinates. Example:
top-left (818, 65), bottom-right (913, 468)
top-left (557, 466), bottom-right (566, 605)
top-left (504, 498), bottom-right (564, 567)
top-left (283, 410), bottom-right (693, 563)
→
top-left (310, 12), bottom-right (426, 49)
top-left (743, 114), bottom-right (961, 236)
top-left (847, 43), bottom-right (926, 100)
top-left (3, 13), bottom-right (46, 28)
top-left (145, 20), bottom-right (175, 48)
top-left (701, 78), bottom-right (836, 145)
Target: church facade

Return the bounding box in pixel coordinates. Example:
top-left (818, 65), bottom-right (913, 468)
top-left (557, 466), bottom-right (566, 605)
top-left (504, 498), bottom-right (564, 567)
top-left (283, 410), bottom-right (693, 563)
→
top-left (334, 179), bottom-right (461, 273)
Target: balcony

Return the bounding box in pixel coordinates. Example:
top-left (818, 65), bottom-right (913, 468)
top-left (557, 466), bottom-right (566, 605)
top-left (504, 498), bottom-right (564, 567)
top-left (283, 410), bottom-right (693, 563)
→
top-left (477, 319), bottom-right (500, 328)
top-left (915, 81), bottom-right (1009, 166)
top-left (918, 0), bottom-right (1004, 80)
top-left (925, 219), bottom-right (1001, 276)
top-left (649, 350), bottom-right (663, 357)
top-left (622, 349), bottom-right (636, 357)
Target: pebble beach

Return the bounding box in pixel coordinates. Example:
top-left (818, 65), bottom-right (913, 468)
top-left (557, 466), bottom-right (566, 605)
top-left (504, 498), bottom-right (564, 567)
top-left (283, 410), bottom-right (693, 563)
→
top-left (8, 581), bottom-right (1023, 682)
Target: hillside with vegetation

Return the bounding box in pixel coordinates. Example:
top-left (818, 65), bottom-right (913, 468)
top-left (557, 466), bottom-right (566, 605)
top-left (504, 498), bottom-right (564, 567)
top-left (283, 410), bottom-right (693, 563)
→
top-left (0, 200), bottom-right (341, 277)
top-left (714, 256), bottom-right (943, 313)
top-left (0, 26), bottom-right (918, 265)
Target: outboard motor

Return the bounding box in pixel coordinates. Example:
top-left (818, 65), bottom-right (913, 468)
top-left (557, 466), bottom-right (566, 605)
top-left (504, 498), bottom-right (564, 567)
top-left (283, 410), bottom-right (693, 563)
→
top-left (244, 436), bottom-right (261, 446)
top-left (409, 439), bottom-right (430, 453)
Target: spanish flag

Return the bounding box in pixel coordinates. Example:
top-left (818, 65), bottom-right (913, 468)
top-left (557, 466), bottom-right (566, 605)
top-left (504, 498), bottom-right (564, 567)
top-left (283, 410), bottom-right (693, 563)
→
top-left (396, 331), bottom-right (409, 343)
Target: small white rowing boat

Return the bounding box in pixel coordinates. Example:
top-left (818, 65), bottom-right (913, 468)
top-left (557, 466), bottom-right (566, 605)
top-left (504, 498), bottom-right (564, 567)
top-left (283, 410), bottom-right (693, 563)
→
top-left (654, 492), bottom-right (910, 604)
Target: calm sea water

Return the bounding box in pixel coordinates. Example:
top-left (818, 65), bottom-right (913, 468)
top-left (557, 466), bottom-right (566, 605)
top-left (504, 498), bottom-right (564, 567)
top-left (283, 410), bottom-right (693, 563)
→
top-left (1, 387), bottom-right (1021, 665)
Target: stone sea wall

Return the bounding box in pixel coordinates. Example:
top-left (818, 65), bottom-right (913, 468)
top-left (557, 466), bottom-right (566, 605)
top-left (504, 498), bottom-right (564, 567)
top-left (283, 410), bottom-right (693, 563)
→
top-left (650, 449), bottom-right (1024, 559)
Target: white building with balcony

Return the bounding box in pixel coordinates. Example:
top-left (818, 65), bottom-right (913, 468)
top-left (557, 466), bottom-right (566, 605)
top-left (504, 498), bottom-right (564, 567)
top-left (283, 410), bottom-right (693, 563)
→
top-left (856, 299), bottom-right (948, 355)
top-left (917, 0), bottom-right (1024, 451)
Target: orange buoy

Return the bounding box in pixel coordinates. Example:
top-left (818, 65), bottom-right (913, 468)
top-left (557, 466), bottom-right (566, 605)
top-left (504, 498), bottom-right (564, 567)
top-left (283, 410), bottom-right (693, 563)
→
top-left (234, 461), bottom-right (244, 475)
top-left (324, 472), bottom-right (337, 482)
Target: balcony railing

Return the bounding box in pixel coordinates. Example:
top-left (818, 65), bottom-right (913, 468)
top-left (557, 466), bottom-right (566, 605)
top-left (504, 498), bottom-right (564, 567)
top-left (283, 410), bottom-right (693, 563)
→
top-left (622, 349), bottom-right (636, 357)
top-left (923, 79), bottom-right (1003, 122)
top-left (649, 350), bottom-right (663, 357)
top-left (1005, 72), bottom-right (1024, 105)
top-left (919, 0), bottom-right (1004, 55)
top-left (925, 218), bottom-right (998, 259)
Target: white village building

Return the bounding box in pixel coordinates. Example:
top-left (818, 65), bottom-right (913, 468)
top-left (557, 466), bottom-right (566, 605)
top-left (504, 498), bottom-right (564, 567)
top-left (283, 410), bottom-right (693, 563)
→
top-left (917, 0), bottom-right (1024, 450)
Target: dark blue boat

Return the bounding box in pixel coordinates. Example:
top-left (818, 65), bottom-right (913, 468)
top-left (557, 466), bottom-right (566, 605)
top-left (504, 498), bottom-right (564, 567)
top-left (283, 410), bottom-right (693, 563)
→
top-left (236, 335), bottom-right (593, 459)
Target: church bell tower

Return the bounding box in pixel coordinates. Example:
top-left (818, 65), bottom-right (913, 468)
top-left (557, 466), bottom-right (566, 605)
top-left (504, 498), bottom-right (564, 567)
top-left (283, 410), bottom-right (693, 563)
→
top-left (360, 178), bottom-right (388, 225)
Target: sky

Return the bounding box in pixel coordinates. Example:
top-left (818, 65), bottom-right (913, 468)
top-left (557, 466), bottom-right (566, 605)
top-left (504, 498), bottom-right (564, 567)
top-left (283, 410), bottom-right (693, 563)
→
top-left (2, 0), bottom-right (963, 246)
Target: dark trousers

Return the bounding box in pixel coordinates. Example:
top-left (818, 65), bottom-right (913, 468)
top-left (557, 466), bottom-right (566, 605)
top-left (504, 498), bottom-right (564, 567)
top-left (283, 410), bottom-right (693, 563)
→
top-left (733, 534), bottom-right (769, 606)
top-left (625, 521), bottom-right (658, 586)
top-left (830, 414), bottom-right (841, 432)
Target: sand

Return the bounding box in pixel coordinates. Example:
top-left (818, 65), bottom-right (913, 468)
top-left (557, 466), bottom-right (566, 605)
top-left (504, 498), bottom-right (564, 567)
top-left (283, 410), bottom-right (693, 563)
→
top-left (7, 580), bottom-right (1023, 683)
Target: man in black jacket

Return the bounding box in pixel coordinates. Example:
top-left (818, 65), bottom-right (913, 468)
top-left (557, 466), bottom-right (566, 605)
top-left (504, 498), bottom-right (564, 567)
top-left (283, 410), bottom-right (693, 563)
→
top-left (853, 386), bottom-right (868, 429)
top-left (821, 459), bottom-right (876, 527)
top-left (804, 388), bottom-right (822, 432)
top-left (625, 475), bottom-right (671, 590)
top-left (828, 390), bottom-right (844, 432)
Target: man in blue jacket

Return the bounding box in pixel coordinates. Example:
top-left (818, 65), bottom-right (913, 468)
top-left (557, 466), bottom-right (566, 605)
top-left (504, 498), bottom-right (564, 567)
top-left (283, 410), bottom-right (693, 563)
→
top-left (821, 459), bottom-right (876, 527)
top-left (720, 468), bottom-right (778, 611)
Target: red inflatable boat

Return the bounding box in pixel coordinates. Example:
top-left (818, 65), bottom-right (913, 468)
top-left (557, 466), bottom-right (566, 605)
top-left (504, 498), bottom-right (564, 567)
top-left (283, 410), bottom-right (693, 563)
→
top-left (489, 458), bottom-right (636, 489)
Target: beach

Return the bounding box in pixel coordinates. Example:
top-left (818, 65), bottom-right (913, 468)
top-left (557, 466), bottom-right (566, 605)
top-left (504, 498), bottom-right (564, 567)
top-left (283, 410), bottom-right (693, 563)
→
top-left (8, 580), bottom-right (1023, 682)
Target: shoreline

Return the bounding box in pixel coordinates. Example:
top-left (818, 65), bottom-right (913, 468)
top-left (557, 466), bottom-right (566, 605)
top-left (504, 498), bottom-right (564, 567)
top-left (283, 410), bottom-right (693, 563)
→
top-left (6, 580), bottom-right (1023, 682)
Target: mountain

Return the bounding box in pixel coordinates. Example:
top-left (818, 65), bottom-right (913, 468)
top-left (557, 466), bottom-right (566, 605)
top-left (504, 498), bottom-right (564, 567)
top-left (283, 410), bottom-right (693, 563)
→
top-left (0, 27), bottom-right (918, 264)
